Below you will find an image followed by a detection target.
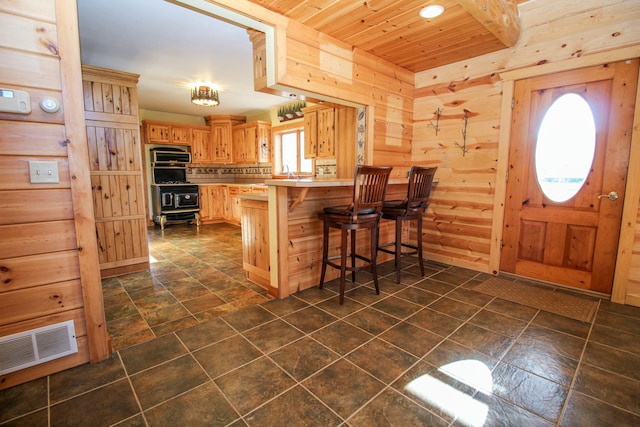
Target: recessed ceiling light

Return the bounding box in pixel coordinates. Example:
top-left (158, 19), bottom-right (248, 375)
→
top-left (419, 5), bottom-right (444, 19)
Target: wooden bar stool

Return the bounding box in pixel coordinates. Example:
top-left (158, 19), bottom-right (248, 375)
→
top-left (378, 166), bottom-right (437, 283)
top-left (318, 165), bottom-right (393, 304)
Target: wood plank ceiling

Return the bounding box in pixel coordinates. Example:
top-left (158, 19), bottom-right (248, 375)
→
top-left (247, 0), bottom-right (523, 72)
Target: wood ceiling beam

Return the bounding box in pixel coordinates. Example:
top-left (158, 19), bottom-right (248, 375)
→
top-left (456, 0), bottom-right (521, 47)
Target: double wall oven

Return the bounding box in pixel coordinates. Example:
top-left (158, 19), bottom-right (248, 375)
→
top-left (150, 147), bottom-right (200, 229)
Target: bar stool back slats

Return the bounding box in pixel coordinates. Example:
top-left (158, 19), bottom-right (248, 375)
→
top-left (318, 165), bottom-right (393, 304)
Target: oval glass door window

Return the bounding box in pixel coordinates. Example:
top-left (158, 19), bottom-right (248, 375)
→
top-left (535, 93), bottom-right (596, 202)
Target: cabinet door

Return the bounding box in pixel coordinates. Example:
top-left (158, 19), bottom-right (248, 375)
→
top-left (303, 111), bottom-right (317, 159)
top-left (170, 127), bottom-right (192, 145)
top-left (210, 185), bottom-right (227, 219)
top-left (191, 129), bottom-right (212, 163)
top-left (317, 108), bottom-right (335, 157)
top-left (147, 124), bottom-right (170, 143)
top-left (257, 123), bottom-right (271, 163)
top-left (227, 186), bottom-right (240, 223)
top-left (232, 128), bottom-right (246, 163)
top-left (211, 123), bottom-right (233, 162)
top-left (199, 185), bottom-right (211, 220)
top-left (243, 126), bottom-right (258, 163)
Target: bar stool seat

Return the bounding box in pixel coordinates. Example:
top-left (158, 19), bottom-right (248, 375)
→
top-left (318, 165), bottom-right (393, 304)
top-left (378, 166), bottom-right (437, 283)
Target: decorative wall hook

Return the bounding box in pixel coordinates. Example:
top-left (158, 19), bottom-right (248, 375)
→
top-left (454, 109), bottom-right (470, 156)
top-left (427, 108), bottom-right (442, 135)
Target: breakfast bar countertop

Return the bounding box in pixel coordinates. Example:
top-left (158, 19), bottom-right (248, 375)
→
top-left (264, 177), bottom-right (410, 187)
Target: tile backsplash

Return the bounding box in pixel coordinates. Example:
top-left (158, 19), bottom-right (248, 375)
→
top-left (187, 164), bottom-right (272, 183)
top-left (187, 161), bottom-right (337, 182)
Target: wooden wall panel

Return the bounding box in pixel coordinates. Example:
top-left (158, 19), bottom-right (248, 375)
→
top-left (242, 5), bottom-right (414, 179)
top-left (0, 250), bottom-right (80, 292)
top-left (82, 66), bottom-right (149, 278)
top-left (412, 0), bottom-right (640, 296)
top-left (0, 156), bottom-right (70, 190)
top-left (0, 280), bottom-right (83, 326)
top-left (0, 189), bottom-right (74, 225)
top-left (0, 0), bottom-right (109, 389)
top-left (0, 220), bottom-right (76, 258)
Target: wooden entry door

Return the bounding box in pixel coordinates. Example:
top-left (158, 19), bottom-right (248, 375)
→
top-left (501, 60), bottom-right (639, 294)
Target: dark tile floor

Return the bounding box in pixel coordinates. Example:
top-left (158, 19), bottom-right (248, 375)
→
top-left (2, 224), bottom-right (640, 426)
top-left (103, 223), bottom-right (270, 351)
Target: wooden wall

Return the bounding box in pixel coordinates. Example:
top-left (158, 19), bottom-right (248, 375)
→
top-left (82, 65), bottom-right (149, 278)
top-left (0, 0), bottom-right (109, 389)
top-left (412, 0), bottom-right (640, 303)
top-left (232, 0), bottom-right (414, 179)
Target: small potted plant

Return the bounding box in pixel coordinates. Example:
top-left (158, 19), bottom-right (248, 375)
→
top-left (295, 102), bottom-right (306, 117)
top-left (285, 105), bottom-right (295, 120)
top-left (277, 106), bottom-right (286, 122)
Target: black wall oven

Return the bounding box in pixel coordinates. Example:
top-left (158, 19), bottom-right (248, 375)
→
top-left (150, 147), bottom-right (200, 229)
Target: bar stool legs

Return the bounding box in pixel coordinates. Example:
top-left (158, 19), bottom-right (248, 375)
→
top-left (319, 223), bottom-right (381, 304)
top-left (379, 166), bottom-right (437, 283)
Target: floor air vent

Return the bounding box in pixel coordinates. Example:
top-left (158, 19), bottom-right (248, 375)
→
top-left (0, 320), bottom-right (78, 375)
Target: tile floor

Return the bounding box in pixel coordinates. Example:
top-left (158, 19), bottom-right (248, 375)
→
top-left (2, 224), bottom-right (640, 426)
top-left (103, 223), bottom-right (271, 351)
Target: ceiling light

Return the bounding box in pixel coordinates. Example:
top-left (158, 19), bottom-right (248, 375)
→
top-left (191, 85), bottom-right (219, 107)
top-left (419, 5), bottom-right (444, 19)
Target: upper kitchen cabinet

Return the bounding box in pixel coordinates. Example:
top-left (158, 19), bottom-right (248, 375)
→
top-left (170, 126), bottom-right (192, 145)
top-left (232, 120), bottom-right (271, 164)
top-left (142, 120), bottom-right (191, 146)
top-left (303, 105), bottom-right (335, 158)
top-left (190, 125), bottom-right (214, 163)
top-left (205, 115), bottom-right (246, 163)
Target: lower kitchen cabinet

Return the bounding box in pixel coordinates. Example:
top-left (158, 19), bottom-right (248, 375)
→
top-left (199, 184), bottom-right (228, 223)
top-left (200, 184), bottom-right (267, 225)
top-left (240, 196), bottom-right (272, 294)
top-left (226, 186), bottom-right (241, 224)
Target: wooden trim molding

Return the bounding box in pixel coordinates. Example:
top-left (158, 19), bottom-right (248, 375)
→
top-left (55, 0), bottom-right (110, 362)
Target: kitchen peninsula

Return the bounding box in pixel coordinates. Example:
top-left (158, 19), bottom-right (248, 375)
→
top-left (253, 177), bottom-right (411, 299)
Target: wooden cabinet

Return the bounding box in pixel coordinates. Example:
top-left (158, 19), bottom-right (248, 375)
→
top-left (211, 185), bottom-right (228, 219)
top-left (303, 106), bottom-right (335, 158)
top-left (227, 186), bottom-right (241, 224)
top-left (241, 197), bottom-right (271, 293)
top-left (199, 184), bottom-right (228, 223)
top-left (142, 120), bottom-right (194, 146)
top-left (146, 123), bottom-right (170, 143)
top-left (170, 126), bottom-right (192, 145)
top-left (191, 127), bottom-right (213, 163)
top-left (232, 121), bottom-right (271, 164)
top-left (206, 115), bottom-right (246, 163)
top-left (201, 184), bottom-right (267, 225)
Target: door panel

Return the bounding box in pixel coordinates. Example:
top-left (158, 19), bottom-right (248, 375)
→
top-left (501, 59), bottom-right (639, 294)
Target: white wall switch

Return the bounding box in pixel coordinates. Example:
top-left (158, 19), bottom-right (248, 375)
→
top-left (29, 160), bottom-right (59, 184)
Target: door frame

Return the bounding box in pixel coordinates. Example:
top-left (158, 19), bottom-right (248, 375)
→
top-left (490, 46), bottom-right (640, 304)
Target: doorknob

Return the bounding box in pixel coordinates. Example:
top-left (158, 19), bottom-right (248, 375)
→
top-left (598, 191), bottom-right (619, 201)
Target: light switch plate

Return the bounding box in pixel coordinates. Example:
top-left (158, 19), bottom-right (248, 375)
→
top-left (29, 160), bottom-right (59, 183)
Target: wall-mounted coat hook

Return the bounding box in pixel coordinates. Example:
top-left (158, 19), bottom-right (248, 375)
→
top-left (427, 108), bottom-right (442, 135)
top-left (454, 109), bottom-right (470, 156)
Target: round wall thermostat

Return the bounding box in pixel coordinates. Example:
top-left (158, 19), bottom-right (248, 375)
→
top-left (40, 97), bottom-right (60, 113)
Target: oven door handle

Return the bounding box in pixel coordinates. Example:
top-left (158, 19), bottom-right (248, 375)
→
top-left (162, 192), bottom-right (174, 208)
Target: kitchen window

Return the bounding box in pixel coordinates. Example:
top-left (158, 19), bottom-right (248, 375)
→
top-left (273, 125), bottom-right (313, 176)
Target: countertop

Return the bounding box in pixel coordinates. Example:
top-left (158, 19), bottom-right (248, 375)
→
top-left (263, 178), bottom-right (411, 187)
top-left (238, 193), bottom-right (268, 201)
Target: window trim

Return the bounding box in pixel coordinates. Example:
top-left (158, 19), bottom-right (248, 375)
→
top-left (272, 122), bottom-right (313, 177)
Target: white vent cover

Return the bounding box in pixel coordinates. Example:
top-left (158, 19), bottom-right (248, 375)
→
top-left (0, 320), bottom-right (78, 375)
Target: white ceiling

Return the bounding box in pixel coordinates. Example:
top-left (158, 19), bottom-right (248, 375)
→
top-left (76, 0), bottom-right (289, 117)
